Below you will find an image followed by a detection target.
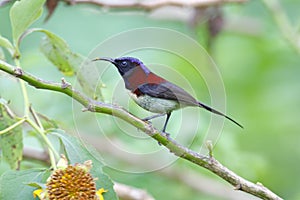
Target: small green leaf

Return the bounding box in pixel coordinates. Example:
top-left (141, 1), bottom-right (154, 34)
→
top-left (9, 0), bottom-right (45, 46)
top-left (49, 130), bottom-right (118, 200)
top-left (0, 103), bottom-right (23, 170)
top-left (0, 35), bottom-right (15, 57)
top-left (0, 169), bottom-right (47, 200)
top-left (26, 182), bottom-right (46, 189)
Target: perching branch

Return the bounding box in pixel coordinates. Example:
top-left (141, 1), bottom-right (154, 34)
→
top-left (84, 135), bottom-right (262, 200)
top-left (65, 0), bottom-right (247, 10)
top-left (0, 60), bottom-right (282, 200)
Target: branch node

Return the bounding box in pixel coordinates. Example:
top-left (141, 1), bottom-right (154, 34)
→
top-left (234, 183), bottom-right (242, 190)
top-left (13, 67), bottom-right (23, 77)
top-left (82, 102), bottom-right (96, 112)
top-left (205, 140), bottom-right (214, 158)
top-left (164, 131), bottom-right (171, 139)
top-left (207, 156), bottom-right (216, 165)
top-left (82, 107), bottom-right (89, 112)
top-left (61, 77), bottom-right (71, 89)
top-left (256, 182), bottom-right (264, 187)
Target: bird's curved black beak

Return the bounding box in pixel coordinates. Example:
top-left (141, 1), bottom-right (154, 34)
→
top-left (92, 57), bottom-right (115, 64)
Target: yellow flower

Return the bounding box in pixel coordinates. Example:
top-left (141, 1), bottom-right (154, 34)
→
top-left (32, 156), bottom-right (107, 200)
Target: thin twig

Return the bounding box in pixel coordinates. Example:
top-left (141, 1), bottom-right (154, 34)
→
top-left (65, 0), bottom-right (246, 10)
top-left (114, 182), bottom-right (155, 200)
top-left (29, 105), bottom-right (44, 131)
top-left (0, 118), bottom-right (26, 135)
top-left (262, 0), bottom-right (300, 55)
top-left (0, 60), bottom-right (282, 200)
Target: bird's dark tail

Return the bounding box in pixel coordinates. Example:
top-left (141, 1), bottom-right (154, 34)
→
top-left (198, 102), bottom-right (243, 128)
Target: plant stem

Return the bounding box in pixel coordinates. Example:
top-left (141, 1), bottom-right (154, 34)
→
top-left (48, 148), bottom-right (57, 170)
top-left (0, 118), bottom-right (26, 135)
top-left (26, 118), bottom-right (59, 168)
top-left (14, 58), bottom-right (30, 116)
top-left (12, 58), bottom-right (59, 169)
top-left (29, 105), bottom-right (58, 170)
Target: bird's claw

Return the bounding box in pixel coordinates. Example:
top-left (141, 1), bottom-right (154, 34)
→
top-left (142, 118), bottom-right (152, 124)
top-left (162, 131), bottom-right (171, 139)
top-left (142, 117), bottom-right (150, 121)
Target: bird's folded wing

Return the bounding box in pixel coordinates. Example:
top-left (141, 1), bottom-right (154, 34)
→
top-left (137, 82), bottom-right (244, 128)
top-left (137, 82), bottom-right (198, 106)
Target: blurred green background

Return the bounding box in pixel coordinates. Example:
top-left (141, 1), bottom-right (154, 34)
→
top-left (1, 0), bottom-right (300, 199)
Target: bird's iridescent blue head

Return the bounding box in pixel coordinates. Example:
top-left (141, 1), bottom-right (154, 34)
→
top-left (92, 56), bottom-right (150, 76)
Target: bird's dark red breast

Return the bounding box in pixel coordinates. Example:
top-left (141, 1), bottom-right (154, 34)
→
top-left (125, 65), bottom-right (166, 90)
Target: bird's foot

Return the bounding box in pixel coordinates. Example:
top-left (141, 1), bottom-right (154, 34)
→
top-left (162, 131), bottom-right (170, 138)
top-left (141, 118), bottom-right (152, 125)
top-left (142, 113), bottom-right (165, 122)
top-left (142, 117), bottom-right (151, 121)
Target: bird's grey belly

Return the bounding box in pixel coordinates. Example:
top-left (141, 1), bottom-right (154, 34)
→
top-left (129, 93), bottom-right (180, 113)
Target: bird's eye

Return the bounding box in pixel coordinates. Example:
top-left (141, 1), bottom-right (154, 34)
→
top-left (121, 61), bottom-right (127, 67)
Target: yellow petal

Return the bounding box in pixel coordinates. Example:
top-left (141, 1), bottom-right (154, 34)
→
top-left (96, 188), bottom-right (108, 200)
top-left (33, 189), bottom-right (43, 199)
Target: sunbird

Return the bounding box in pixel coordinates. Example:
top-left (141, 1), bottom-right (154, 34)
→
top-left (93, 57), bottom-right (243, 132)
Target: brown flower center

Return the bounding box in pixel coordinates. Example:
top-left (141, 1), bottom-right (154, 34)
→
top-left (46, 165), bottom-right (96, 200)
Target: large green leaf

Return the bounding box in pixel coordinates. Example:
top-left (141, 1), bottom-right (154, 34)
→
top-left (0, 102), bottom-right (23, 170)
top-left (9, 0), bottom-right (45, 46)
top-left (19, 28), bottom-right (103, 98)
top-left (38, 29), bottom-right (103, 98)
top-left (0, 169), bottom-right (47, 200)
top-left (19, 28), bottom-right (79, 75)
top-left (39, 29), bottom-right (80, 76)
top-left (49, 130), bottom-right (118, 200)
